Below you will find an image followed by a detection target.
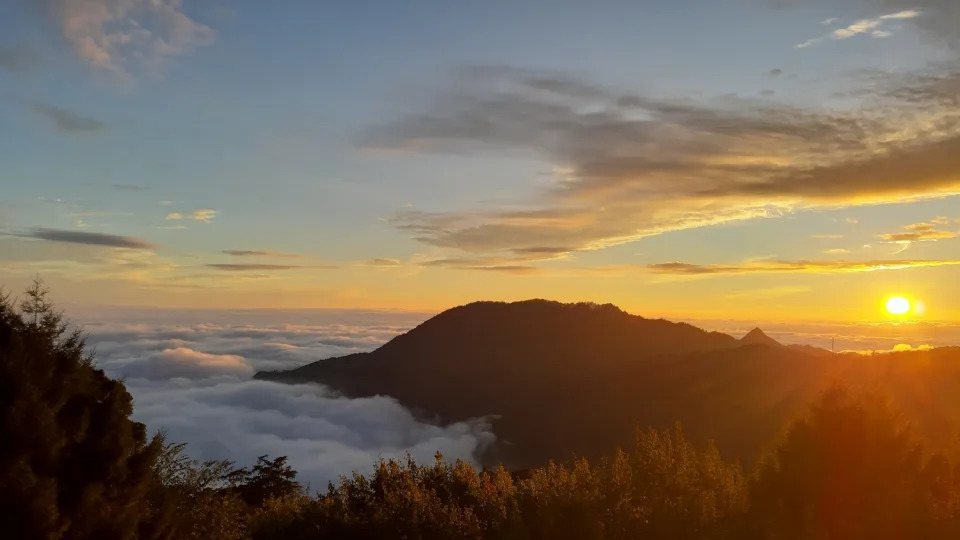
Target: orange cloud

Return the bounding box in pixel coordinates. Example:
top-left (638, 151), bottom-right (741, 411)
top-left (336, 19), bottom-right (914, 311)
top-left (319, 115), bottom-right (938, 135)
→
top-left (645, 259), bottom-right (960, 275)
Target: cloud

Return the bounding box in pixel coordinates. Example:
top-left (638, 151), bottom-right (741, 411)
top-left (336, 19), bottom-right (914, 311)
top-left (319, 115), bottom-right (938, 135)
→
top-left (810, 234), bottom-right (844, 239)
top-left (879, 0), bottom-right (960, 46)
top-left (0, 43), bottom-right (41, 73)
top-left (44, 0), bottom-right (214, 75)
top-left (769, 68), bottom-right (784, 77)
top-left (30, 101), bottom-right (105, 134)
top-left (879, 221), bottom-right (958, 243)
top-left (824, 248), bottom-right (851, 254)
top-left (365, 66), bottom-right (960, 261)
top-left (821, 17), bottom-right (839, 25)
top-left (190, 209), bottom-right (217, 223)
top-left (77, 308), bottom-right (494, 487)
top-left (221, 250), bottom-right (303, 259)
top-left (845, 218), bottom-right (859, 225)
top-left (205, 264), bottom-right (336, 271)
top-left (365, 258), bottom-right (403, 266)
top-left (165, 212), bottom-right (183, 220)
top-left (120, 347), bottom-right (254, 380)
top-left (832, 10), bottom-right (919, 39)
top-left (419, 257), bottom-right (542, 274)
top-left (645, 259), bottom-right (960, 275)
top-left (796, 9), bottom-right (920, 48)
top-left (21, 228), bottom-right (156, 249)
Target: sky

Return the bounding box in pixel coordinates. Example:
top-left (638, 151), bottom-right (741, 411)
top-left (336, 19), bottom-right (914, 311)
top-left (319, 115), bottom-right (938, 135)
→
top-left (3, 0), bottom-right (960, 323)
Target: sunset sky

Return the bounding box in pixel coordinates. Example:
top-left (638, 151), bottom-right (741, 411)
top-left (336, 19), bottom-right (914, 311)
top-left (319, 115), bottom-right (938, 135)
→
top-left (2, 0), bottom-right (959, 322)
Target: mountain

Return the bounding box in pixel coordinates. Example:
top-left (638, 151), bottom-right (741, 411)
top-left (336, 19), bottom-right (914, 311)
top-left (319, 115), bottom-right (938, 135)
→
top-left (740, 327), bottom-right (782, 347)
top-left (256, 299), bottom-right (960, 469)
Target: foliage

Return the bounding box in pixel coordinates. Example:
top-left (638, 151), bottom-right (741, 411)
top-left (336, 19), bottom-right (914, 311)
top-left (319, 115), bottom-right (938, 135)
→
top-left (140, 436), bottom-right (248, 540)
top-left (8, 283), bottom-right (960, 539)
top-left (748, 387), bottom-right (960, 539)
top-left (0, 280), bottom-right (162, 540)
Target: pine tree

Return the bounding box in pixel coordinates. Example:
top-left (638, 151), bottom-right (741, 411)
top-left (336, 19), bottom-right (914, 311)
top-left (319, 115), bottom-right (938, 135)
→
top-left (0, 281), bottom-right (162, 540)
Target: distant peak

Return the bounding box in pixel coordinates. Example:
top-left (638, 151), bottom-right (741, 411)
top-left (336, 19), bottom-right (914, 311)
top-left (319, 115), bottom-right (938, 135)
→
top-left (741, 327), bottom-right (781, 347)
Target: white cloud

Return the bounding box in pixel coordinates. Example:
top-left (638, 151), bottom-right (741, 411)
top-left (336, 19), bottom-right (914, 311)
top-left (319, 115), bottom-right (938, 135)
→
top-left (120, 347), bottom-right (254, 380)
top-left (190, 209), bottom-right (217, 223)
top-left (797, 9), bottom-right (921, 48)
top-left (165, 212), bottom-right (183, 220)
top-left (46, 0), bottom-right (214, 76)
top-left (74, 307), bottom-right (494, 486)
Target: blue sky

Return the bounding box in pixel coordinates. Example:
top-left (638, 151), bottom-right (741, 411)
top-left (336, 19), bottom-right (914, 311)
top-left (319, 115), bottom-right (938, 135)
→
top-left (2, 0), bottom-right (959, 321)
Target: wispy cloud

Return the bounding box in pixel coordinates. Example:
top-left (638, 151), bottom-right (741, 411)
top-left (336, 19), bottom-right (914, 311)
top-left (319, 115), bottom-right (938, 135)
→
top-left (366, 66), bottom-right (960, 261)
top-left (21, 228), bottom-right (156, 250)
top-left (190, 209), bottom-right (217, 223)
top-left (30, 101), bottom-right (105, 134)
top-left (796, 9), bottom-right (920, 48)
top-left (879, 221), bottom-right (958, 243)
top-left (44, 0), bottom-right (214, 76)
top-left (646, 259), bottom-right (960, 275)
top-left (221, 250), bottom-right (303, 259)
top-left (165, 209), bottom-right (217, 223)
top-left (418, 257), bottom-right (542, 274)
top-left (364, 258), bottom-right (403, 266)
top-left (205, 264), bottom-right (337, 271)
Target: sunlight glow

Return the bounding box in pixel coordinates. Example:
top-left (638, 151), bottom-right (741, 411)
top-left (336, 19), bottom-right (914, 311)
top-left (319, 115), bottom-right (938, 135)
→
top-left (886, 296), bottom-right (911, 315)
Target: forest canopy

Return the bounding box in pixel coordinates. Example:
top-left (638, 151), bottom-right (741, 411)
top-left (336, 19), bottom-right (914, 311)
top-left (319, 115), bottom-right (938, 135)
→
top-left (3, 282), bottom-right (960, 539)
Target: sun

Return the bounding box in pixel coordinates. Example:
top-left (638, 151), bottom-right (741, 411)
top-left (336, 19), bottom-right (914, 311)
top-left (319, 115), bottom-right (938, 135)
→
top-left (886, 296), bottom-right (911, 316)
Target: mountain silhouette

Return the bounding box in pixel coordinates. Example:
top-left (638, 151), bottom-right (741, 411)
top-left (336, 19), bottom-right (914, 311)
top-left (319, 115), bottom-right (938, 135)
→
top-left (740, 327), bottom-right (782, 347)
top-left (256, 299), bottom-right (960, 469)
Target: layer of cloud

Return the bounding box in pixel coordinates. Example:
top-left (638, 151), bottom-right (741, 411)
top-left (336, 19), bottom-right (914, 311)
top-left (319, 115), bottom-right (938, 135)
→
top-left (21, 228), bottom-right (156, 249)
top-left (205, 263), bottom-right (336, 271)
top-left (222, 250), bottom-right (303, 259)
top-left (364, 258), bottom-right (402, 266)
top-left (44, 0), bottom-right (214, 75)
top-left (78, 308), bottom-right (494, 486)
top-left (646, 259), bottom-right (960, 275)
top-left (365, 66), bottom-right (960, 264)
top-left (880, 221), bottom-right (958, 243)
top-left (121, 347), bottom-right (254, 380)
top-left (31, 101), bottom-right (105, 133)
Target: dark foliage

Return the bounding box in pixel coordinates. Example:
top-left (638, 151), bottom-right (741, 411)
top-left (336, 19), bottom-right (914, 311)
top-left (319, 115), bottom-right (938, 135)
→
top-left (7, 288), bottom-right (960, 539)
top-left (0, 280), bottom-right (162, 540)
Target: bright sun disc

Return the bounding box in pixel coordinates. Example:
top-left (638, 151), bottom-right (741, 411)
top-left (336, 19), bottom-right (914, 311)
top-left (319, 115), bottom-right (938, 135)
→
top-left (886, 296), bottom-right (911, 315)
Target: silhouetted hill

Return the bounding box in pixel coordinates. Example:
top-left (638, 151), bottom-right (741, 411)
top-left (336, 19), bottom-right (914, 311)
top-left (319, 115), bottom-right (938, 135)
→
top-left (256, 300), bottom-right (960, 469)
top-left (740, 327), bottom-right (781, 347)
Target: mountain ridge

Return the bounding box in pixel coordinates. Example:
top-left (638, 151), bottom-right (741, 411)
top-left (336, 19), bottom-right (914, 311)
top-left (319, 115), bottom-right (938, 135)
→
top-left (256, 299), bottom-right (960, 470)
top-left (255, 299), bottom-right (809, 467)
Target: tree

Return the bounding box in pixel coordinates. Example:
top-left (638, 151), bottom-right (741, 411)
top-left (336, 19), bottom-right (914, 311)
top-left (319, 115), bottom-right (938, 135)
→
top-left (232, 455), bottom-right (302, 508)
top-left (140, 436), bottom-right (247, 540)
top-left (749, 387), bottom-right (929, 539)
top-left (0, 280), bottom-right (162, 540)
